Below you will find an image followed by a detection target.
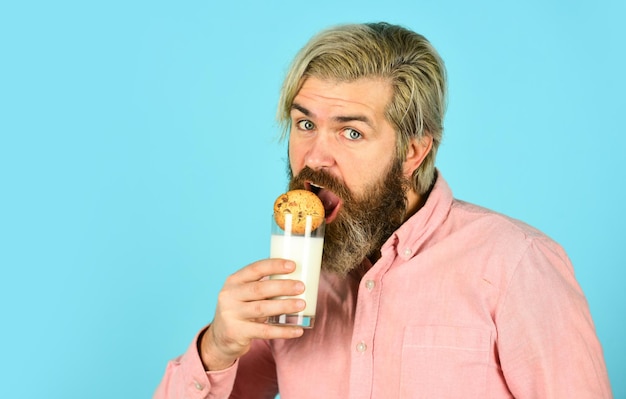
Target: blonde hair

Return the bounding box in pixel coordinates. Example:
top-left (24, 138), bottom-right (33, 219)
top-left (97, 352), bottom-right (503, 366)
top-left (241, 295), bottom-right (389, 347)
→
top-left (278, 22), bottom-right (447, 194)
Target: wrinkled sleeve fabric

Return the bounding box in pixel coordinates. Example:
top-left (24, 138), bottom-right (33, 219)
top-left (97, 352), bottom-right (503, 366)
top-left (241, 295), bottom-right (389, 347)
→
top-left (497, 237), bottom-right (613, 398)
top-left (153, 328), bottom-right (279, 399)
top-left (153, 327), bottom-right (238, 399)
top-left (230, 339), bottom-right (279, 399)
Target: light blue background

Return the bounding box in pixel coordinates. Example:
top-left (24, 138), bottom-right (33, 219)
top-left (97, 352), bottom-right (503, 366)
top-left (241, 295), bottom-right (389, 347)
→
top-left (1, 0), bottom-right (624, 397)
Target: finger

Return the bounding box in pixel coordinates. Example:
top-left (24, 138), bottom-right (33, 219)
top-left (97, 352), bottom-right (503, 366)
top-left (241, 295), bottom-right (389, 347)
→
top-left (248, 320), bottom-right (305, 341)
top-left (238, 298), bottom-right (307, 320)
top-left (236, 278), bottom-right (305, 302)
top-left (227, 259), bottom-right (296, 285)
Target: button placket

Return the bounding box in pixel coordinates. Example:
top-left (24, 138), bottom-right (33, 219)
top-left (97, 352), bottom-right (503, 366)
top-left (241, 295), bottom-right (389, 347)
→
top-left (349, 250), bottom-right (396, 398)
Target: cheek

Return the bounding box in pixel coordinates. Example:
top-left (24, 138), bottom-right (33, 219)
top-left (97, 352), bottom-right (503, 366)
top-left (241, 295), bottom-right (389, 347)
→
top-left (287, 142), bottom-right (300, 176)
top-left (351, 156), bottom-right (394, 194)
top-left (287, 141), bottom-right (302, 174)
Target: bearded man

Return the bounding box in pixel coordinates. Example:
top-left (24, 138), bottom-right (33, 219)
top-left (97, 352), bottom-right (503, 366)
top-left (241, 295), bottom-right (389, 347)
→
top-left (154, 22), bottom-right (611, 399)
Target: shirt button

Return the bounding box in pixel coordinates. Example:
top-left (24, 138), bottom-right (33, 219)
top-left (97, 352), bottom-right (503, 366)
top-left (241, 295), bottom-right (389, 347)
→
top-left (194, 381), bottom-right (204, 390)
top-left (365, 280), bottom-right (375, 291)
top-left (356, 341), bottom-right (367, 352)
top-left (403, 248), bottom-right (412, 257)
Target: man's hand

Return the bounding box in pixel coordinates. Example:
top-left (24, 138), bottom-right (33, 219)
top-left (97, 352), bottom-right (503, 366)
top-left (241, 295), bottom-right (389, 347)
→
top-left (199, 259), bottom-right (306, 371)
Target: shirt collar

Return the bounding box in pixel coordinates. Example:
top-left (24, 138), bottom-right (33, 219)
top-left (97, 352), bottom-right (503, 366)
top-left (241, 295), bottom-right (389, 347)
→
top-left (381, 170), bottom-right (454, 260)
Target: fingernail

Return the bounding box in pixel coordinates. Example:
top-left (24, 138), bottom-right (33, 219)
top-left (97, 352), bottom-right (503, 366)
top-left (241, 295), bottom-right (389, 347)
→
top-left (294, 282), bottom-right (305, 292)
top-left (284, 261), bottom-right (296, 271)
top-left (296, 299), bottom-right (306, 310)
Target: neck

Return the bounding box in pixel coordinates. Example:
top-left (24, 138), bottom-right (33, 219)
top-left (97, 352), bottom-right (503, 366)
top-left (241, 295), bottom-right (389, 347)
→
top-left (403, 189), bottom-right (426, 222)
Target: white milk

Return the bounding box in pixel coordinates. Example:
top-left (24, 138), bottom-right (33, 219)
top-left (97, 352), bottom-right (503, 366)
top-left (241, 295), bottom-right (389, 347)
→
top-left (270, 234), bottom-right (324, 315)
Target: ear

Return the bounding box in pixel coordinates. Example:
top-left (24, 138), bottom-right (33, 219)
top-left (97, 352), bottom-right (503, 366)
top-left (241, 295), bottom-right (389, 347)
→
top-left (402, 135), bottom-right (433, 179)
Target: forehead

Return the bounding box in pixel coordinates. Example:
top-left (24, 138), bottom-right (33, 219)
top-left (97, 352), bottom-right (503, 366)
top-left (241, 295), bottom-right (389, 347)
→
top-left (292, 77), bottom-right (393, 120)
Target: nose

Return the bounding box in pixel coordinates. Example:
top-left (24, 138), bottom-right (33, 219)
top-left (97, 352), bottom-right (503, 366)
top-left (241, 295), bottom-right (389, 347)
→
top-left (303, 133), bottom-right (334, 171)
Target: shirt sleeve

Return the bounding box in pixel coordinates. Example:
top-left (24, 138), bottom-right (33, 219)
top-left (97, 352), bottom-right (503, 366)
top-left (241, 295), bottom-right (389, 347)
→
top-left (152, 327), bottom-right (238, 399)
top-left (230, 339), bottom-right (279, 399)
top-left (496, 237), bottom-right (613, 398)
top-left (153, 327), bottom-right (280, 399)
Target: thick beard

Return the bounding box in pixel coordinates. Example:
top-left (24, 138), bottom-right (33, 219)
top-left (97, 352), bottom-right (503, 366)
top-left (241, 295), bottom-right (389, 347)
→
top-left (288, 161), bottom-right (409, 276)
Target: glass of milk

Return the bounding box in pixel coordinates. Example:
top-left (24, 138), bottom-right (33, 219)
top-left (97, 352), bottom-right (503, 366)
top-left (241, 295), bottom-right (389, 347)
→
top-left (267, 213), bottom-right (325, 328)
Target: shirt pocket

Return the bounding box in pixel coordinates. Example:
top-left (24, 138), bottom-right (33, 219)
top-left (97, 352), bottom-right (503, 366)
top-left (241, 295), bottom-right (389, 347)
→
top-left (399, 325), bottom-right (492, 399)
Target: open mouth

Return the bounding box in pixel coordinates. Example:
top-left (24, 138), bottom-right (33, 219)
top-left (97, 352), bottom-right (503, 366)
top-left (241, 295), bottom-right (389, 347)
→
top-left (307, 182), bottom-right (342, 224)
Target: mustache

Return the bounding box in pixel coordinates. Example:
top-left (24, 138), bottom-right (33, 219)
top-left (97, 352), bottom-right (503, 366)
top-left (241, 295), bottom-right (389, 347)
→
top-left (289, 167), bottom-right (353, 202)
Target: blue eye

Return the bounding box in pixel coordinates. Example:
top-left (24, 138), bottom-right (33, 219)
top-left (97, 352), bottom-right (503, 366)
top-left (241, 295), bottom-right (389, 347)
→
top-left (343, 128), bottom-right (362, 140)
top-left (297, 120), bottom-right (315, 130)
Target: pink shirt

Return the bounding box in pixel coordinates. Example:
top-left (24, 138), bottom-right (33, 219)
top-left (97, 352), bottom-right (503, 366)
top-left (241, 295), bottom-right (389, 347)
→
top-left (154, 174), bottom-right (612, 399)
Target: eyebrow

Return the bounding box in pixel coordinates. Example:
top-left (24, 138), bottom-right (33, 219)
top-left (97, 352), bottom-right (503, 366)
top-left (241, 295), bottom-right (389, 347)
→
top-left (291, 103), bottom-right (374, 127)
